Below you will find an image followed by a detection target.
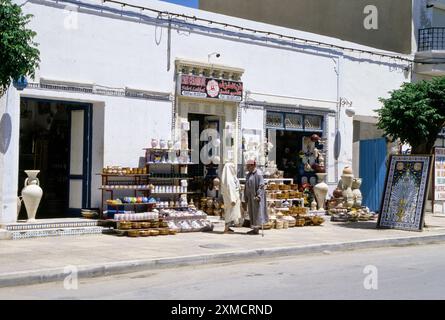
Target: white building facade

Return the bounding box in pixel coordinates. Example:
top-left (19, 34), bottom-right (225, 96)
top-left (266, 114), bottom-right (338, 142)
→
top-left (0, 0), bottom-right (411, 223)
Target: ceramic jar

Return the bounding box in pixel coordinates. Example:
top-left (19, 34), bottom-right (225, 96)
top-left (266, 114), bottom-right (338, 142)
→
top-left (341, 174), bottom-right (354, 209)
top-left (352, 178), bottom-right (363, 208)
top-left (167, 140), bottom-right (174, 149)
top-left (21, 170), bottom-right (43, 222)
top-left (311, 200), bottom-right (317, 211)
top-left (159, 139), bottom-right (167, 149)
top-left (151, 138), bottom-right (158, 148)
top-left (17, 196), bottom-right (22, 220)
top-left (314, 173), bottom-right (328, 211)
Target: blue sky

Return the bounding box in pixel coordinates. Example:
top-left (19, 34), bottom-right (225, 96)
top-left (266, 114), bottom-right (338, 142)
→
top-left (159, 0), bottom-right (199, 8)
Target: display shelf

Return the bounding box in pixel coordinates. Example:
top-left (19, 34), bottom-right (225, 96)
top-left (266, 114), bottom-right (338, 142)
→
top-left (146, 162), bottom-right (193, 165)
top-left (267, 198), bottom-right (304, 202)
top-left (162, 215), bottom-right (207, 221)
top-left (106, 219), bottom-right (160, 223)
top-left (265, 190), bottom-right (300, 193)
top-left (97, 173), bottom-right (150, 177)
top-left (150, 192), bottom-right (201, 194)
top-left (106, 203), bottom-right (155, 206)
top-left (143, 148), bottom-right (191, 152)
top-left (148, 177), bottom-right (193, 180)
top-left (100, 187), bottom-right (151, 191)
top-left (239, 178), bottom-right (294, 182)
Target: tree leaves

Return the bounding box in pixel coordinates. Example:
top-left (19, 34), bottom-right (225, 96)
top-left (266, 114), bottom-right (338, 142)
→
top-left (377, 77), bottom-right (445, 154)
top-left (0, 0), bottom-right (40, 90)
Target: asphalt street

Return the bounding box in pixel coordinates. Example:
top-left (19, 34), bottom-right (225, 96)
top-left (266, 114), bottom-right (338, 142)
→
top-left (1, 243), bottom-right (444, 300)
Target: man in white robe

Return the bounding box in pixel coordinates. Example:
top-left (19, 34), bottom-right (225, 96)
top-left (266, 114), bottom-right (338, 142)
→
top-left (221, 162), bottom-right (242, 233)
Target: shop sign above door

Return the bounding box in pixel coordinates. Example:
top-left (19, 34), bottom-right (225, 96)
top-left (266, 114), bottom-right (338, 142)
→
top-left (179, 74), bottom-right (243, 102)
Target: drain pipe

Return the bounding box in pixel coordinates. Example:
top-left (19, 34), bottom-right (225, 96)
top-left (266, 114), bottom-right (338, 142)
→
top-left (332, 56), bottom-right (341, 184)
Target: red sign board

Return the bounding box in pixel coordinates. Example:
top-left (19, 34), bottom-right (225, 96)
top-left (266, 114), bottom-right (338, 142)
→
top-left (179, 74), bottom-right (243, 102)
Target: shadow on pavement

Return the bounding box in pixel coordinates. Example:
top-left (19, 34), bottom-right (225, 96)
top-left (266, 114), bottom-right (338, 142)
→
top-left (330, 221), bottom-right (378, 230)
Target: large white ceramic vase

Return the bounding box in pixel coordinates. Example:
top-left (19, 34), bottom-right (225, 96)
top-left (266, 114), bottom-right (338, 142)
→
top-left (21, 170), bottom-right (43, 222)
top-left (314, 173), bottom-right (328, 211)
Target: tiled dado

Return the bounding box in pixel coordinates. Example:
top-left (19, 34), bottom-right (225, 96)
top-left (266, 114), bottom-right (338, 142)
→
top-left (11, 227), bottom-right (106, 240)
top-left (5, 221), bottom-right (99, 231)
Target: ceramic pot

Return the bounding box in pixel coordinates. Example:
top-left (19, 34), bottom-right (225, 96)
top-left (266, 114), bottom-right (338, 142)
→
top-left (159, 139), bottom-right (167, 149)
top-left (167, 140), bottom-right (174, 149)
top-left (17, 196), bottom-right (22, 220)
top-left (352, 178), bottom-right (363, 208)
top-left (333, 188), bottom-right (343, 198)
top-left (21, 170), bottom-right (43, 222)
top-left (314, 173), bottom-right (328, 211)
top-left (311, 134), bottom-right (321, 142)
top-left (342, 166), bottom-right (353, 175)
top-left (151, 138), bottom-right (158, 148)
top-left (311, 200), bottom-right (317, 211)
top-left (341, 174), bottom-right (354, 209)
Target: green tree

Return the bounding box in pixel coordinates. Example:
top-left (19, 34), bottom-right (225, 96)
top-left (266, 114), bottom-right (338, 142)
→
top-left (377, 77), bottom-right (445, 154)
top-left (0, 0), bottom-right (40, 94)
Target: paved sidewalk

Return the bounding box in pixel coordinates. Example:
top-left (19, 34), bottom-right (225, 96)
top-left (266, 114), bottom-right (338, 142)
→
top-left (1, 214), bottom-right (445, 287)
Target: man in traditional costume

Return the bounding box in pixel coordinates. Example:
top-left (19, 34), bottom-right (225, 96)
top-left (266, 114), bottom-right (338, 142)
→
top-left (221, 162), bottom-right (242, 233)
top-left (243, 160), bottom-right (268, 235)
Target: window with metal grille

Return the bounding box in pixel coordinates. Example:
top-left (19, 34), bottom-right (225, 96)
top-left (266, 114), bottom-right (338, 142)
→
top-left (304, 115), bottom-right (323, 130)
top-left (284, 114), bottom-right (303, 130)
top-left (266, 112), bottom-right (284, 129)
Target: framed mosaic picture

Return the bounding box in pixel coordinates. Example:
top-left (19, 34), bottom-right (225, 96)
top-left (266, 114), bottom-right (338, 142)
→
top-left (377, 155), bottom-right (433, 231)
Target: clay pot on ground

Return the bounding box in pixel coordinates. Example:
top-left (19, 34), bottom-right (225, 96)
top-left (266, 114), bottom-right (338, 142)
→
top-left (341, 174), bottom-right (354, 209)
top-left (313, 173), bottom-right (328, 211)
top-left (21, 170), bottom-right (43, 222)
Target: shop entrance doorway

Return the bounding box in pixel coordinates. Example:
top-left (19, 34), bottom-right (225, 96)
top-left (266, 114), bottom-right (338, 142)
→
top-left (18, 98), bottom-right (92, 219)
top-left (188, 113), bottom-right (223, 196)
top-left (268, 129), bottom-right (324, 185)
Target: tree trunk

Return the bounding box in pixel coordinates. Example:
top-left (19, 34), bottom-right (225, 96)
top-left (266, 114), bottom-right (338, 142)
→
top-left (412, 141), bottom-right (435, 155)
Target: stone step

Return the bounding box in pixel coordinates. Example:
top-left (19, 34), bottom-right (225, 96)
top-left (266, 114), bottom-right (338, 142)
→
top-left (7, 226), bottom-right (110, 240)
top-left (2, 219), bottom-right (99, 232)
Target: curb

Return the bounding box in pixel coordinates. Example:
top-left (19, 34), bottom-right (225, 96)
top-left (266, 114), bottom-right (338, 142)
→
top-left (1, 233), bottom-right (445, 287)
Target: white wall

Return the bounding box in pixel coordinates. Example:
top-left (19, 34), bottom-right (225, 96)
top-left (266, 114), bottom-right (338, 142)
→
top-left (14, 88), bottom-right (171, 211)
top-left (103, 98), bottom-right (172, 167)
top-left (0, 86), bottom-right (20, 224)
top-left (21, 0), bottom-right (407, 113)
top-left (341, 57), bottom-right (410, 118)
top-left (1, 0), bottom-right (411, 222)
